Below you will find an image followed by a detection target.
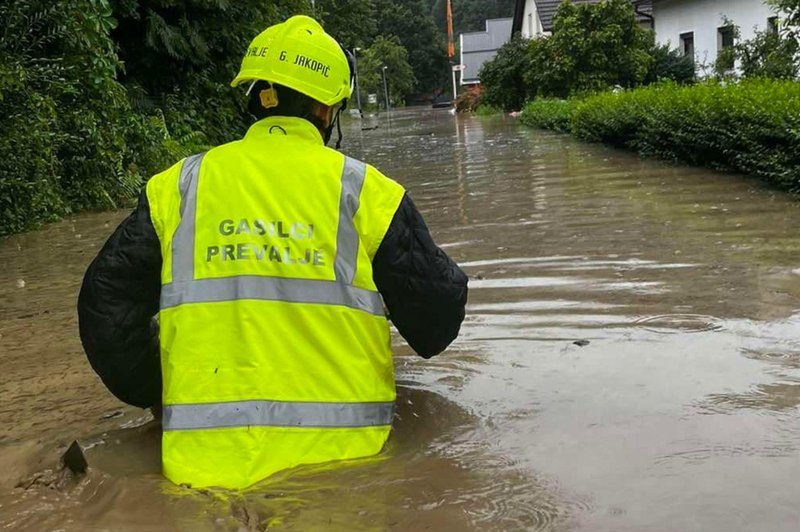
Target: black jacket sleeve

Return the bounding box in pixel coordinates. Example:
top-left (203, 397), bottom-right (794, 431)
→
top-left (373, 194), bottom-right (468, 358)
top-left (77, 191), bottom-right (162, 408)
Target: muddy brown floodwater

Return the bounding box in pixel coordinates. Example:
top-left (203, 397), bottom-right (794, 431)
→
top-left (2, 108), bottom-right (800, 531)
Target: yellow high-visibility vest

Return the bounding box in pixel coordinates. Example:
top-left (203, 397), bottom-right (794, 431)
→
top-left (146, 116), bottom-right (405, 489)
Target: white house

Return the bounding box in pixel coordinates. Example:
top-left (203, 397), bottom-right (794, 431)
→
top-left (512, 0), bottom-right (780, 74)
top-left (459, 18), bottom-right (514, 85)
top-left (512, 0), bottom-right (653, 39)
top-left (652, 0), bottom-right (779, 71)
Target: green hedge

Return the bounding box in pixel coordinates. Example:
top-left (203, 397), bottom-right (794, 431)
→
top-left (519, 99), bottom-right (575, 132)
top-left (520, 80), bottom-right (800, 191)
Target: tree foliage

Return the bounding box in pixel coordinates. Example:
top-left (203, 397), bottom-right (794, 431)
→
top-left (734, 28), bottom-right (799, 79)
top-left (0, 0), bottom-right (170, 235)
top-left (644, 43), bottom-right (696, 85)
top-left (480, 0), bottom-right (693, 111)
top-left (111, 0), bottom-right (307, 145)
top-left (1, 0), bottom-right (453, 235)
top-left (317, 0), bottom-right (377, 48)
top-left (478, 36), bottom-right (532, 111)
top-left (524, 0), bottom-right (654, 97)
top-left (374, 0), bottom-right (449, 94)
top-left (770, 0), bottom-right (800, 39)
top-left (357, 35), bottom-right (416, 106)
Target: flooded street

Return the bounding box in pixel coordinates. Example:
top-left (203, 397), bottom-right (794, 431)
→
top-left (2, 108), bottom-right (800, 530)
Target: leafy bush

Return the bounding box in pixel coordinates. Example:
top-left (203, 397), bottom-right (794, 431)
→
top-left (479, 35), bottom-right (531, 111)
top-left (564, 80), bottom-right (800, 191)
top-left (735, 28), bottom-right (799, 80)
top-left (0, 0), bottom-right (172, 236)
top-left (645, 43), bottom-right (696, 85)
top-left (527, 0), bottom-right (654, 96)
top-left (480, 0), bottom-right (691, 107)
top-left (519, 99), bottom-right (576, 132)
top-left (358, 35), bottom-right (416, 106)
top-left (454, 85), bottom-right (483, 112)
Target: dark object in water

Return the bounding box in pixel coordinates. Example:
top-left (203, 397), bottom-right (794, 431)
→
top-left (573, 339), bottom-right (590, 347)
top-left (62, 440), bottom-right (88, 475)
top-left (361, 125), bottom-right (379, 131)
top-left (431, 94), bottom-right (453, 109)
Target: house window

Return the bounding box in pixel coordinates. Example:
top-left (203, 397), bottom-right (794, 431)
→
top-left (767, 16), bottom-right (780, 35)
top-left (717, 25), bottom-right (735, 70)
top-left (680, 32), bottom-right (694, 59)
top-left (718, 25), bottom-right (735, 49)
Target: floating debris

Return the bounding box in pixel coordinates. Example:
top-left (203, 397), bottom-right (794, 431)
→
top-left (573, 340), bottom-right (590, 347)
top-left (62, 440), bottom-right (88, 475)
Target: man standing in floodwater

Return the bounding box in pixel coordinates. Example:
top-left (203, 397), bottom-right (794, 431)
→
top-left (77, 15), bottom-right (467, 490)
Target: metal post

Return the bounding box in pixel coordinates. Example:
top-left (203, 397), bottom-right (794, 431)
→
top-left (381, 66), bottom-right (390, 112)
top-left (451, 66), bottom-right (458, 103)
top-left (353, 48), bottom-right (362, 116)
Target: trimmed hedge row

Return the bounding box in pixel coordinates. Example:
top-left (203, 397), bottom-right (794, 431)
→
top-left (519, 80), bottom-right (800, 191)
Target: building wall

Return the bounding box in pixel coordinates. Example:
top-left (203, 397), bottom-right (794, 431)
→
top-left (459, 18), bottom-right (514, 84)
top-left (520, 0), bottom-right (545, 38)
top-left (653, 0), bottom-right (776, 71)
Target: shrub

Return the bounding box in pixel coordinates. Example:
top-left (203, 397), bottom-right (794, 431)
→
top-left (566, 80), bottom-right (800, 191)
top-left (520, 99), bottom-right (576, 132)
top-left (454, 85), bottom-right (483, 112)
top-left (0, 0), bottom-right (172, 235)
top-left (479, 35), bottom-right (531, 111)
top-left (645, 43), bottom-right (696, 85)
top-left (735, 28), bottom-right (799, 80)
top-left (522, 0), bottom-right (654, 98)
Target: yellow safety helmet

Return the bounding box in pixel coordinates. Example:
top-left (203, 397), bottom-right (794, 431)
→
top-left (231, 15), bottom-right (353, 107)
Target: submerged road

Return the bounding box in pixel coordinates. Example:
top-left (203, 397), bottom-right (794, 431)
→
top-left (2, 108), bottom-right (800, 530)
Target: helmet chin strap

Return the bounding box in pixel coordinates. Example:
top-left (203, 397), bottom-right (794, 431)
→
top-left (324, 98), bottom-right (348, 149)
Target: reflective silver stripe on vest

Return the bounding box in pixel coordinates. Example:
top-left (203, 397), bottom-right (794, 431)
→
top-left (172, 153), bottom-right (205, 283)
top-left (161, 153), bottom-right (382, 314)
top-left (160, 275), bottom-right (385, 315)
top-left (334, 157), bottom-right (366, 284)
top-left (163, 400), bottom-right (395, 431)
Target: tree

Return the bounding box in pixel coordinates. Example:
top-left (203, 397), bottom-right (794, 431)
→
top-left (317, 0), bottom-right (377, 48)
top-left (735, 28), bottom-right (799, 79)
top-left (358, 36), bottom-right (416, 106)
top-left (110, 0), bottom-right (307, 144)
top-left (374, 0), bottom-right (449, 94)
top-left (770, 0), bottom-right (800, 38)
top-left (644, 43), bottom-right (696, 85)
top-left (478, 35), bottom-right (532, 111)
top-left (523, 0), bottom-right (654, 97)
top-left (0, 0), bottom-right (169, 235)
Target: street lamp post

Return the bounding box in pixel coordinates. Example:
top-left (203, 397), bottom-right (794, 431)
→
top-left (381, 65), bottom-right (390, 112)
top-left (353, 47), bottom-right (362, 117)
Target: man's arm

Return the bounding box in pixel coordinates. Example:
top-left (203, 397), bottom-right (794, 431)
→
top-left (372, 194), bottom-right (468, 358)
top-left (77, 191), bottom-right (162, 408)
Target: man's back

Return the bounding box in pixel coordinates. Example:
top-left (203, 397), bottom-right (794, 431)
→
top-left (149, 116), bottom-right (405, 488)
top-left (78, 14), bottom-right (467, 491)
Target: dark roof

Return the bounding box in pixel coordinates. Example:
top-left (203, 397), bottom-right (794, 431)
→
top-left (512, 0), bottom-right (652, 34)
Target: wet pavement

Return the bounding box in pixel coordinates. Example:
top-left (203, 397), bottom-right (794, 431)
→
top-left (2, 108), bottom-right (800, 530)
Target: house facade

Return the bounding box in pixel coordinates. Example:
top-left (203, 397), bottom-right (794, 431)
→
top-left (652, 0), bottom-right (778, 71)
top-left (459, 18), bottom-right (514, 85)
top-left (512, 0), bottom-right (653, 38)
top-left (511, 0), bottom-right (779, 73)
